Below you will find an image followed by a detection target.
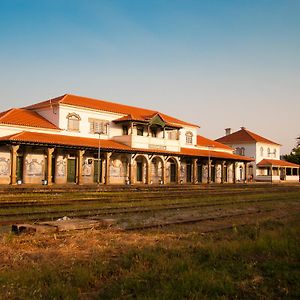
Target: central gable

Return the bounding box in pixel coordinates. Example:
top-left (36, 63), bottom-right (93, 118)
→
top-left (148, 113), bottom-right (166, 127)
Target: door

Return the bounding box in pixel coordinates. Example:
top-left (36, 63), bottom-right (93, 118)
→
top-left (211, 165), bottom-right (215, 183)
top-left (51, 157), bottom-right (56, 183)
top-left (16, 156), bottom-right (23, 181)
top-left (170, 162), bottom-right (176, 183)
top-left (67, 159), bottom-right (76, 183)
top-left (239, 166), bottom-right (243, 181)
top-left (197, 164), bottom-right (202, 183)
top-left (94, 159), bottom-right (102, 183)
top-left (223, 165), bottom-right (228, 183)
top-left (186, 163), bottom-right (192, 183)
top-left (280, 168), bottom-right (285, 181)
top-left (136, 162), bottom-right (143, 182)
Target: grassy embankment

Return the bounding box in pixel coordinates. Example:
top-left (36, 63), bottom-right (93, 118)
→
top-left (0, 212), bottom-right (299, 299)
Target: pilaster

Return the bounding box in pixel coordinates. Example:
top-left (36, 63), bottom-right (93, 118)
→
top-left (105, 152), bottom-right (112, 185)
top-left (47, 148), bottom-right (54, 185)
top-left (10, 145), bottom-right (20, 185)
top-left (77, 150), bottom-right (85, 185)
top-left (193, 158), bottom-right (198, 184)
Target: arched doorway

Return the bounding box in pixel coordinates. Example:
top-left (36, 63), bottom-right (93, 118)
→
top-left (134, 155), bottom-right (148, 184)
top-left (166, 157), bottom-right (177, 184)
top-left (150, 156), bottom-right (164, 184)
top-left (181, 158), bottom-right (192, 183)
top-left (197, 160), bottom-right (203, 183)
top-left (239, 166), bottom-right (243, 182)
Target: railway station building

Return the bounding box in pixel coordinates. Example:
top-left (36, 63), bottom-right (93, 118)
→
top-left (0, 94), bottom-right (253, 186)
top-left (216, 127), bottom-right (299, 182)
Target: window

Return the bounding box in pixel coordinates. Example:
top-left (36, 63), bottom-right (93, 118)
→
top-left (67, 113), bottom-right (81, 131)
top-left (185, 131), bottom-right (193, 144)
top-left (151, 129), bottom-right (157, 137)
top-left (89, 119), bottom-right (108, 134)
top-left (168, 130), bottom-right (178, 140)
top-left (240, 147), bottom-right (245, 156)
top-left (267, 148), bottom-right (271, 157)
top-left (274, 149), bottom-right (277, 158)
top-left (122, 125), bottom-right (128, 135)
top-left (137, 127), bottom-right (144, 136)
top-left (235, 147), bottom-right (240, 155)
top-left (260, 147), bottom-right (264, 157)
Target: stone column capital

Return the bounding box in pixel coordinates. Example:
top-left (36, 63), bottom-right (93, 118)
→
top-left (10, 144), bottom-right (20, 153)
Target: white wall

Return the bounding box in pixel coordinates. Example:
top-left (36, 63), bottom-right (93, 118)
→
top-left (256, 142), bottom-right (281, 163)
top-left (178, 126), bottom-right (198, 148)
top-left (0, 124), bottom-right (60, 138)
top-left (58, 105), bottom-right (123, 139)
top-left (34, 106), bottom-right (60, 128)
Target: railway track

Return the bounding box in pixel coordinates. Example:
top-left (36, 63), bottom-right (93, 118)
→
top-left (125, 207), bottom-right (276, 230)
top-left (0, 193), bottom-right (298, 226)
top-left (0, 186), bottom-right (297, 208)
top-left (0, 184), bottom-right (298, 229)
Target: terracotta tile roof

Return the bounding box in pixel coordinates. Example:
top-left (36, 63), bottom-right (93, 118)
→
top-left (257, 159), bottom-right (299, 168)
top-left (25, 94), bottom-right (198, 127)
top-left (0, 131), bottom-right (131, 151)
top-left (197, 135), bottom-right (232, 150)
top-left (114, 113), bottom-right (182, 128)
top-left (0, 131), bottom-right (253, 162)
top-left (0, 108), bottom-right (58, 130)
top-left (216, 128), bottom-right (280, 145)
top-left (180, 147), bottom-right (253, 161)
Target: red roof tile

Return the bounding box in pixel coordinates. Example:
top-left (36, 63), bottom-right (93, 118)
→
top-left (114, 113), bottom-right (182, 128)
top-left (0, 131), bottom-right (253, 162)
top-left (25, 94), bottom-right (198, 127)
top-left (197, 135), bottom-right (232, 150)
top-left (257, 159), bottom-right (299, 168)
top-left (0, 108), bottom-right (58, 130)
top-left (0, 131), bottom-right (130, 151)
top-left (180, 147), bottom-right (253, 161)
top-left (216, 128), bottom-right (280, 145)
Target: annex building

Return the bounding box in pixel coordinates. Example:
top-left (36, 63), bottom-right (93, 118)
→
top-left (216, 127), bottom-right (299, 182)
top-left (0, 94), bottom-right (252, 186)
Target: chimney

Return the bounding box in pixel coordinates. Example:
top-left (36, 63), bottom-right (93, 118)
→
top-left (240, 126), bottom-right (246, 130)
top-left (225, 128), bottom-right (231, 136)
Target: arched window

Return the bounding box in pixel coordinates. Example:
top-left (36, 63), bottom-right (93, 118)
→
top-left (274, 149), bottom-right (277, 158)
top-left (267, 148), bottom-right (271, 157)
top-left (240, 147), bottom-right (245, 156)
top-left (185, 131), bottom-right (193, 144)
top-left (67, 113), bottom-right (81, 131)
top-left (260, 147), bottom-right (264, 157)
top-left (235, 147), bottom-right (240, 155)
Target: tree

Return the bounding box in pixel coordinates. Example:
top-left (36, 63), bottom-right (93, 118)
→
top-left (283, 136), bottom-right (300, 165)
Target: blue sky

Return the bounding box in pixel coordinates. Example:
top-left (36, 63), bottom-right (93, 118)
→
top-left (0, 0), bottom-right (299, 153)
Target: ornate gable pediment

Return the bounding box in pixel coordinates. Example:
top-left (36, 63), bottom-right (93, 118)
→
top-left (149, 113), bottom-right (166, 127)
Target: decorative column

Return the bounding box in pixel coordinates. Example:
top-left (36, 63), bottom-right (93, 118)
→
top-left (130, 122), bottom-right (134, 135)
top-left (193, 158), bottom-right (197, 184)
top-left (146, 159), bottom-right (151, 184)
top-left (10, 145), bottom-right (20, 185)
top-left (105, 152), bottom-right (112, 185)
top-left (233, 162), bottom-right (237, 183)
top-left (162, 158), bottom-right (166, 184)
top-left (129, 155), bottom-right (135, 184)
top-left (77, 150), bottom-right (85, 185)
top-left (208, 159), bottom-right (212, 184)
top-left (47, 148), bottom-right (54, 185)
